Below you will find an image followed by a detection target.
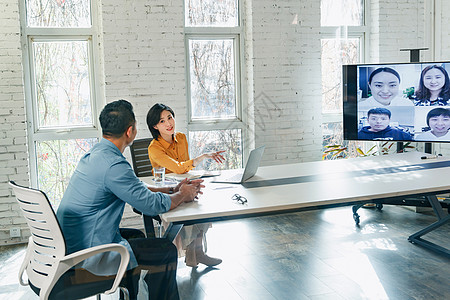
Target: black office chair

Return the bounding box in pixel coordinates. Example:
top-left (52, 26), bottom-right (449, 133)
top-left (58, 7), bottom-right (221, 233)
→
top-left (129, 138), bottom-right (162, 238)
top-left (129, 138), bottom-right (154, 178)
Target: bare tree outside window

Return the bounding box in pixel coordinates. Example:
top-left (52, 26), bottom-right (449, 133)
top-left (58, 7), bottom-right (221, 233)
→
top-left (189, 39), bottom-right (236, 119)
top-left (22, 0), bottom-right (98, 204)
top-left (320, 0), bottom-right (363, 27)
top-left (33, 41), bottom-right (93, 128)
top-left (185, 1), bottom-right (243, 171)
top-left (321, 38), bottom-right (359, 113)
top-left (27, 0), bottom-right (91, 27)
top-left (321, 38), bottom-right (360, 159)
top-left (36, 138), bottom-right (97, 205)
top-left (185, 0), bottom-right (238, 27)
top-left (189, 129), bottom-right (242, 170)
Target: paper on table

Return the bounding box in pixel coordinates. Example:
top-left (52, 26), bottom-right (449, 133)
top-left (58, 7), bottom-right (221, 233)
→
top-left (165, 170), bottom-right (221, 181)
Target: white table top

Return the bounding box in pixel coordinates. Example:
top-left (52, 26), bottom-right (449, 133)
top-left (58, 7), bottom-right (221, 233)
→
top-left (140, 152), bottom-right (450, 224)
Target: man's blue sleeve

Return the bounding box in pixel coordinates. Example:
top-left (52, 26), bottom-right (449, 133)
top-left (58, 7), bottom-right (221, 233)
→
top-left (105, 160), bottom-right (171, 215)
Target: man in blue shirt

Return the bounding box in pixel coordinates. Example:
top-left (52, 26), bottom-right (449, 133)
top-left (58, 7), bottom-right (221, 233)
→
top-left (57, 100), bottom-right (202, 300)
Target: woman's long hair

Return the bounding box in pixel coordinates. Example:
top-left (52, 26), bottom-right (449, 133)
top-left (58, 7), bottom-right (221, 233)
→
top-left (415, 65), bottom-right (450, 102)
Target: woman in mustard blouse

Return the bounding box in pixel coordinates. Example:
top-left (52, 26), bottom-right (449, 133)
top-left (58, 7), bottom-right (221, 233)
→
top-left (146, 103), bottom-right (224, 268)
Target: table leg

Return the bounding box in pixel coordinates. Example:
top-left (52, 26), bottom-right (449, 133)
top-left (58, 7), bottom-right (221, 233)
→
top-left (408, 195), bottom-right (450, 258)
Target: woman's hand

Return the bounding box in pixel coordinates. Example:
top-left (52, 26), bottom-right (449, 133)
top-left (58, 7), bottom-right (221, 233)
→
top-left (193, 150), bottom-right (226, 166)
top-left (204, 150), bottom-right (226, 163)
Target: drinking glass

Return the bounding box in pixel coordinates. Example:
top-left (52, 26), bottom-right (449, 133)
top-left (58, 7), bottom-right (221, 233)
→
top-left (153, 167), bottom-right (165, 185)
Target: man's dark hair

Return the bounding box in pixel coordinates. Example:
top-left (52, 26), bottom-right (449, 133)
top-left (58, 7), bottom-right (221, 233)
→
top-left (99, 99), bottom-right (136, 138)
top-left (426, 107), bottom-right (450, 126)
top-left (367, 107), bottom-right (391, 118)
top-left (146, 103), bottom-right (175, 140)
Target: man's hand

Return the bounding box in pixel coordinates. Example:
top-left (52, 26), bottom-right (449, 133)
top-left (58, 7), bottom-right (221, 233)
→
top-left (173, 178), bottom-right (188, 193)
top-left (174, 178), bottom-right (204, 194)
top-left (169, 179), bottom-right (205, 210)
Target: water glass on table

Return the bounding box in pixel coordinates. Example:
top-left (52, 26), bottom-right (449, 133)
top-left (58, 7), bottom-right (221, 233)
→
top-left (153, 167), bottom-right (165, 185)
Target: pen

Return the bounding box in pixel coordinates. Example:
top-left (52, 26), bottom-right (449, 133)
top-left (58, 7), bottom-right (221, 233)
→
top-left (213, 186), bottom-right (236, 190)
top-left (421, 154), bottom-right (441, 160)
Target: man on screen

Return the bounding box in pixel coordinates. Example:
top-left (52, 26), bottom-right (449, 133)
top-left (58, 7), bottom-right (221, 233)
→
top-left (358, 107), bottom-right (412, 141)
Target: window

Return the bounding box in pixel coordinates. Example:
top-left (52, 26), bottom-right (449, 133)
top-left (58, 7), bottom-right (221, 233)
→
top-left (320, 0), bottom-right (364, 27)
top-left (20, 0), bottom-right (101, 205)
top-left (320, 0), bottom-right (369, 158)
top-left (185, 0), bottom-right (244, 171)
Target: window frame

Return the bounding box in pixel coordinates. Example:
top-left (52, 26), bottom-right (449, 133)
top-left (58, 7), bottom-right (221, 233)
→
top-left (320, 0), bottom-right (369, 125)
top-left (184, 0), bottom-right (248, 166)
top-left (19, 0), bottom-right (103, 188)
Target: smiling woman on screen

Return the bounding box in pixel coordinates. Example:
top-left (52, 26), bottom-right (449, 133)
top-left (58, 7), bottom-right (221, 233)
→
top-left (414, 65), bottom-right (450, 106)
top-left (359, 67), bottom-right (414, 109)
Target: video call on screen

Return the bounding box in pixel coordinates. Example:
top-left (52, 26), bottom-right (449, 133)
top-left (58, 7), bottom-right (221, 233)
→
top-left (343, 62), bottom-right (450, 143)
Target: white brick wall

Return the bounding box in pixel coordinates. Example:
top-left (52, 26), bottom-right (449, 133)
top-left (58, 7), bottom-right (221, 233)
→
top-left (252, 0), bottom-right (323, 165)
top-left (102, 0), bottom-right (187, 142)
top-left (0, 0), bottom-right (447, 245)
top-left (440, 1), bottom-right (450, 60)
top-left (369, 0), bottom-right (426, 63)
top-left (0, 0), bottom-right (29, 245)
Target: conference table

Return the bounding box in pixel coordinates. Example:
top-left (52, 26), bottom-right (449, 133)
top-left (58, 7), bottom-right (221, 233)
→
top-left (140, 151), bottom-right (450, 257)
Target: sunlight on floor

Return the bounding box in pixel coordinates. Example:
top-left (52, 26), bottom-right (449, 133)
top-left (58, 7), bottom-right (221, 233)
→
top-left (360, 223), bottom-right (389, 234)
top-left (325, 253), bottom-right (389, 300)
top-left (355, 238), bottom-right (398, 251)
top-left (0, 249), bottom-right (26, 285)
top-left (321, 207), bottom-right (356, 226)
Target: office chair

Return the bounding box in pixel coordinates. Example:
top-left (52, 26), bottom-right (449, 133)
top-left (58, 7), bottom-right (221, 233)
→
top-left (129, 138), bottom-right (162, 238)
top-left (9, 181), bottom-right (132, 300)
top-left (129, 138), bottom-right (154, 178)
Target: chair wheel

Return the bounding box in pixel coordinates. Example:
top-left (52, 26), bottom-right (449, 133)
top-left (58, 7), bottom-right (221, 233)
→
top-left (376, 203), bottom-right (383, 211)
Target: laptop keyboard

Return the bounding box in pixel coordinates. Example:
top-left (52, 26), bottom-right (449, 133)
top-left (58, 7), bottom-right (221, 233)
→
top-left (221, 173), bottom-right (243, 182)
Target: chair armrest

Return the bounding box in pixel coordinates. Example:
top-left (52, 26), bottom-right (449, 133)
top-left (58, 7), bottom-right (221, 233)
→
top-left (41, 244), bottom-right (130, 300)
top-left (18, 236), bottom-right (34, 286)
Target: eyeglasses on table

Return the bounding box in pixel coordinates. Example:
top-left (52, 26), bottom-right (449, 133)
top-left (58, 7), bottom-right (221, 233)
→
top-left (232, 193), bottom-right (247, 204)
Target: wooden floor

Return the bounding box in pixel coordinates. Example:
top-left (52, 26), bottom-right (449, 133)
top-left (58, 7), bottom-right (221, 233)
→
top-left (1, 205), bottom-right (449, 300)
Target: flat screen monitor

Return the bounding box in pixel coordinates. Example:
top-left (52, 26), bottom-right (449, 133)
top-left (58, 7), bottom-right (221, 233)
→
top-left (343, 62), bottom-right (450, 142)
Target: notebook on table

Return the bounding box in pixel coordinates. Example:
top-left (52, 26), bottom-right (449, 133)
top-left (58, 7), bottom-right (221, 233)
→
top-left (212, 145), bottom-right (265, 184)
top-left (165, 170), bottom-right (221, 181)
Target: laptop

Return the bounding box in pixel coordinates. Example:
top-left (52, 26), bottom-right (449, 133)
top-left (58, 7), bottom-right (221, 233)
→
top-left (212, 145), bottom-right (265, 183)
